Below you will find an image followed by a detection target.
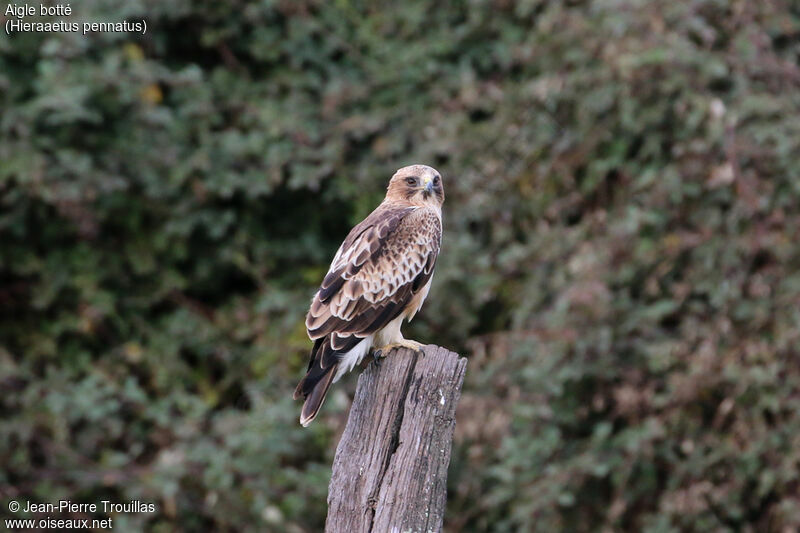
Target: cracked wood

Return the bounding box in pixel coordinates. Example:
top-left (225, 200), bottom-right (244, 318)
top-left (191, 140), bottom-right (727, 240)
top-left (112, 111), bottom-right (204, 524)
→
top-left (325, 344), bottom-right (467, 533)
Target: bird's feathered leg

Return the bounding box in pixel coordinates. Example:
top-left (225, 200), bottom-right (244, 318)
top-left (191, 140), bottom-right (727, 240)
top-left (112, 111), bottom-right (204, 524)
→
top-left (373, 314), bottom-right (425, 357)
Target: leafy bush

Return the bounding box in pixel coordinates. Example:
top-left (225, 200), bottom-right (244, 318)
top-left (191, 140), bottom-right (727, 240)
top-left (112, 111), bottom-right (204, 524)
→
top-left (2, 1), bottom-right (799, 531)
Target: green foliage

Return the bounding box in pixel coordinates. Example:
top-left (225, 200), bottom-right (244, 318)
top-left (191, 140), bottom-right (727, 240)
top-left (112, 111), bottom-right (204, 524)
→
top-left (2, 1), bottom-right (800, 531)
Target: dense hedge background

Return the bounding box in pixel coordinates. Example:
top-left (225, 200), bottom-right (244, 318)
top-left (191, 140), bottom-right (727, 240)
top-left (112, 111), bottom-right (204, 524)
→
top-left (2, 1), bottom-right (800, 531)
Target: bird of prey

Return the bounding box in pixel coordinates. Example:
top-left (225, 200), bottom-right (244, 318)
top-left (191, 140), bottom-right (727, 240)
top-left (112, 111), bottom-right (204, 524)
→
top-left (293, 164), bottom-right (445, 426)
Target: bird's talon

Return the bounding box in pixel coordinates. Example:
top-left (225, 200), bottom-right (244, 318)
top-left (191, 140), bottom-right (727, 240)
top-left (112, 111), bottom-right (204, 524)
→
top-left (375, 340), bottom-right (425, 356)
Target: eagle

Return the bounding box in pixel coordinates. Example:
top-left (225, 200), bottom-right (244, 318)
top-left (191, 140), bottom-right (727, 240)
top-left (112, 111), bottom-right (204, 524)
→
top-left (293, 164), bottom-right (445, 426)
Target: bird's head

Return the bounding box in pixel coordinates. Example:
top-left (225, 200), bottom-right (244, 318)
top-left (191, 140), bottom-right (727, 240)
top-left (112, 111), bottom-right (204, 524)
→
top-left (385, 164), bottom-right (444, 208)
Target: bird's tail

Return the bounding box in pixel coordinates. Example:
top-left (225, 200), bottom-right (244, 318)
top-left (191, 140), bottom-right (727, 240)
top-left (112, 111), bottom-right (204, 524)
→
top-left (296, 365), bottom-right (336, 427)
top-left (293, 338), bottom-right (338, 426)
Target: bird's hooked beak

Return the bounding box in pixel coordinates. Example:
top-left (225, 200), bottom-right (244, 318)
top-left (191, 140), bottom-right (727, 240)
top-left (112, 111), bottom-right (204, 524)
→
top-left (423, 176), bottom-right (434, 194)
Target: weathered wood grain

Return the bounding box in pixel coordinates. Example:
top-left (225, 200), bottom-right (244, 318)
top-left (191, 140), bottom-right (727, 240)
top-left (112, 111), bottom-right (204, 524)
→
top-left (325, 344), bottom-right (467, 533)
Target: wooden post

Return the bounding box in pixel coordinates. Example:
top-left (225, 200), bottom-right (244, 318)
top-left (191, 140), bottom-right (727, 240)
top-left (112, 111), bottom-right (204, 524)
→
top-left (325, 344), bottom-right (467, 533)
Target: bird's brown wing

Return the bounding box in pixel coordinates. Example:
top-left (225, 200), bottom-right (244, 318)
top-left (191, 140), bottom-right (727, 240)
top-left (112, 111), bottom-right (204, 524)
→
top-left (304, 204), bottom-right (442, 368)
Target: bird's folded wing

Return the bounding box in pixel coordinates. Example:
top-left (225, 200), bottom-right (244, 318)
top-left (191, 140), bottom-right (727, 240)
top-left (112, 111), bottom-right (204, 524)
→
top-left (305, 205), bottom-right (441, 366)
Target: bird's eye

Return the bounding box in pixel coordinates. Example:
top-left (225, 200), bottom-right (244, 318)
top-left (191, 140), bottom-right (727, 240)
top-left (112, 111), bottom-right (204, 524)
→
top-left (406, 177), bottom-right (417, 186)
top-left (433, 175), bottom-right (440, 184)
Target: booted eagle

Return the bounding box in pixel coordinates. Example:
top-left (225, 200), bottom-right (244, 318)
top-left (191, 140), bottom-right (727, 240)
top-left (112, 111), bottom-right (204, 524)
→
top-left (294, 164), bottom-right (444, 426)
